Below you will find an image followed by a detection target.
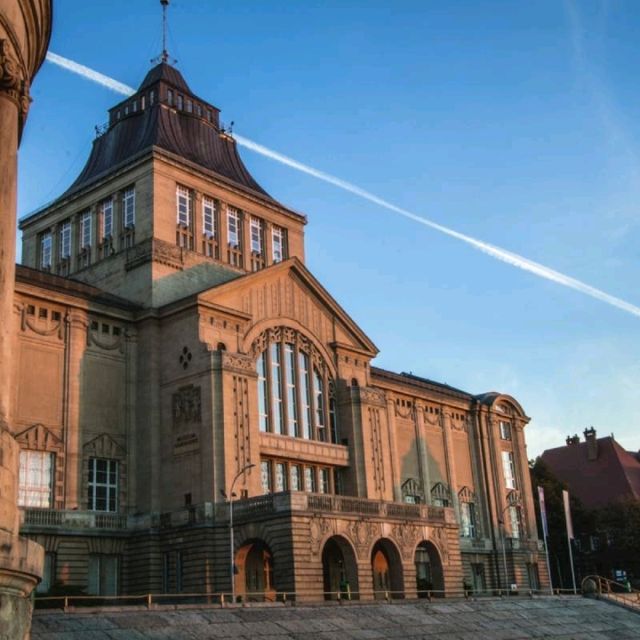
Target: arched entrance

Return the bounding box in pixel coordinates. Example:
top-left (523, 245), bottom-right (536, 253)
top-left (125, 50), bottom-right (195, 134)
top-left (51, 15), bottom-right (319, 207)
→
top-left (371, 539), bottom-right (404, 599)
top-left (321, 536), bottom-right (359, 600)
top-left (234, 540), bottom-right (275, 602)
top-left (414, 541), bottom-right (444, 597)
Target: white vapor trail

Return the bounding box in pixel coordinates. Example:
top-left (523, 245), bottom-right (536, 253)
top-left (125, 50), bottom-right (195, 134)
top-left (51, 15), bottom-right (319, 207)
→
top-left (45, 51), bottom-right (640, 318)
top-left (46, 52), bottom-right (135, 96)
top-left (234, 135), bottom-right (640, 319)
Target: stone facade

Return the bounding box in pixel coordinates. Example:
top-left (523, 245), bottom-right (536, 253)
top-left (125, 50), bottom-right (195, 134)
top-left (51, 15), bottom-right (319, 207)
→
top-left (13, 57), bottom-right (548, 603)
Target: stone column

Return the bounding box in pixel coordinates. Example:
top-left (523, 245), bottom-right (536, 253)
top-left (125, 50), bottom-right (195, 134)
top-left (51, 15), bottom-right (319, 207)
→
top-left (0, 4), bottom-right (52, 637)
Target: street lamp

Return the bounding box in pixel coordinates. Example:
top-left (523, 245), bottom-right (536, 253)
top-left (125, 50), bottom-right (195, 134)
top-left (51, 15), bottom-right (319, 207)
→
top-left (498, 497), bottom-right (521, 594)
top-left (221, 462), bottom-right (256, 604)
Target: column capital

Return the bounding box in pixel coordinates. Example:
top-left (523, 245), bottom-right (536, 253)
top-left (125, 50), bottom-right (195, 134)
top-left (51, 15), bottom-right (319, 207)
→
top-left (0, 39), bottom-right (31, 129)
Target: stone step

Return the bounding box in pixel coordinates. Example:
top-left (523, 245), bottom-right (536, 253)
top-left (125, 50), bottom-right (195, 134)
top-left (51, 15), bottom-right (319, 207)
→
top-left (31, 595), bottom-right (640, 639)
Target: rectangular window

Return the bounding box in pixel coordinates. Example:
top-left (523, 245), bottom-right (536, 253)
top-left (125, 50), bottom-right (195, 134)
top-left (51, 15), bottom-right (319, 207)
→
top-left (319, 468), bottom-right (330, 494)
top-left (298, 352), bottom-right (312, 439)
top-left (186, 99), bottom-right (193, 113)
top-left (177, 94), bottom-right (184, 110)
top-left (123, 187), bottom-right (135, 228)
top-left (499, 421), bottom-right (512, 441)
top-left (167, 89), bottom-right (173, 106)
top-left (313, 369), bottom-right (326, 441)
top-left (40, 233), bottom-right (52, 269)
top-left (460, 502), bottom-right (477, 538)
top-left (284, 343), bottom-right (299, 437)
top-left (87, 458), bottom-right (118, 512)
top-left (80, 211), bottom-right (92, 249)
top-left (257, 351), bottom-right (269, 432)
top-left (176, 185), bottom-right (191, 226)
top-left (18, 450), bottom-right (54, 508)
top-left (250, 217), bottom-right (263, 254)
top-left (272, 226), bottom-right (285, 262)
top-left (261, 460), bottom-right (272, 494)
top-left (227, 208), bottom-right (240, 247)
top-left (149, 90), bottom-right (155, 105)
top-left (202, 196), bottom-right (216, 237)
top-left (275, 462), bottom-right (287, 492)
top-left (270, 343), bottom-right (284, 434)
top-left (88, 555), bottom-right (119, 596)
top-left (59, 221), bottom-right (71, 259)
top-left (101, 198), bottom-right (113, 239)
top-left (290, 465), bottom-right (301, 491)
top-left (502, 451), bottom-right (517, 490)
top-left (304, 466), bottom-right (316, 493)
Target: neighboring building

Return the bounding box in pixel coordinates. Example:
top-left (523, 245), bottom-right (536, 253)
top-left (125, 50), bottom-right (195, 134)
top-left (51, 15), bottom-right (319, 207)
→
top-left (541, 428), bottom-right (640, 510)
top-left (13, 59), bottom-right (547, 600)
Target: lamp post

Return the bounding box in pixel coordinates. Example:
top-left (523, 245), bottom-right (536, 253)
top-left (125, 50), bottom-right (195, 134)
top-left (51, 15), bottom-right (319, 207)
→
top-left (221, 463), bottom-right (255, 604)
top-left (498, 498), bottom-right (521, 594)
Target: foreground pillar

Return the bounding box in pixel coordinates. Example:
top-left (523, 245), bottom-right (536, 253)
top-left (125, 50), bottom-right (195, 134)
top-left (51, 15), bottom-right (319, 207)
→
top-left (0, 3), bottom-right (52, 638)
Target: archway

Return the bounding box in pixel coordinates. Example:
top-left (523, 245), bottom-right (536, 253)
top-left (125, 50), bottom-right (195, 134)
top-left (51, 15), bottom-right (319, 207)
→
top-left (414, 541), bottom-right (444, 597)
top-left (234, 540), bottom-right (275, 602)
top-left (371, 539), bottom-right (404, 599)
top-left (321, 535), bottom-right (359, 600)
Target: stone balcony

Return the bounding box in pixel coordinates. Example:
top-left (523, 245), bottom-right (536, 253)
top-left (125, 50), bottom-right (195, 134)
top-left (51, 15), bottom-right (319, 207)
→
top-left (19, 492), bottom-right (456, 534)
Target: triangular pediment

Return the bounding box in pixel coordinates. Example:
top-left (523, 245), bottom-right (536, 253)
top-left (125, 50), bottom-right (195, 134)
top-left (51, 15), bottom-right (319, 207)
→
top-left (83, 433), bottom-right (126, 458)
top-left (16, 424), bottom-right (63, 451)
top-left (197, 258), bottom-right (378, 357)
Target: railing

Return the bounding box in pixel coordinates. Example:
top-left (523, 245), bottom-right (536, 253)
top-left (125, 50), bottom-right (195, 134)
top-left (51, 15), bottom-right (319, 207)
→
top-left (581, 575), bottom-right (640, 612)
top-left (34, 588), bottom-right (581, 612)
top-left (23, 509), bottom-right (127, 530)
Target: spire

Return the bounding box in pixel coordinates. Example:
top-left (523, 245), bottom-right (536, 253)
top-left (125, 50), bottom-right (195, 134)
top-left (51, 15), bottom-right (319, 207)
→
top-left (152, 0), bottom-right (177, 66)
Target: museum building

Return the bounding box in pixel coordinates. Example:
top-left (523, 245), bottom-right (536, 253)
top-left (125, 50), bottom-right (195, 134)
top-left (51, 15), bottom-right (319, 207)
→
top-left (13, 60), bottom-right (547, 599)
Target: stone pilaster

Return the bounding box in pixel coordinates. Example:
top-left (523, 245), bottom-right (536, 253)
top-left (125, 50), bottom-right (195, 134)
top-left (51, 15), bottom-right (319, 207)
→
top-left (0, 4), bottom-right (52, 637)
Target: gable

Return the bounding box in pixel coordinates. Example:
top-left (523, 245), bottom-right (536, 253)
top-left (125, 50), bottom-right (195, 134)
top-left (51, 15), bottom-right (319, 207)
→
top-left (197, 259), bottom-right (377, 357)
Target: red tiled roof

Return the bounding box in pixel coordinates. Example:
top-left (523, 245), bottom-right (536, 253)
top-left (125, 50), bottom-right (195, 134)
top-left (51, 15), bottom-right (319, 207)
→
top-left (541, 436), bottom-right (640, 509)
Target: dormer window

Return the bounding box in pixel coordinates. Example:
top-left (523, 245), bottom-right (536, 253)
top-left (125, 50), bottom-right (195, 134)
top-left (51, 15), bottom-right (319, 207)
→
top-left (195, 104), bottom-right (202, 117)
top-left (167, 89), bottom-right (173, 106)
top-left (149, 90), bottom-right (155, 105)
top-left (132, 99), bottom-right (137, 112)
top-left (124, 105), bottom-right (129, 116)
top-left (186, 99), bottom-right (192, 113)
top-left (176, 185), bottom-right (191, 226)
top-left (116, 111), bottom-right (121, 120)
top-left (177, 94), bottom-right (183, 110)
top-left (141, 96), bottom-right (146, 110)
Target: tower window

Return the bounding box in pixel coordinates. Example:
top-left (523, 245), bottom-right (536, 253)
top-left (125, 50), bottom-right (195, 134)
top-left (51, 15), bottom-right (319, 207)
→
top-left (80, 211), bottom-right (92, 249)
top-left (272, 225), bottom-right (286, 263)
top-left (250, 217), bottom-right (263, 254)
top-left (40, 232), bottom-right (52, 270)
top-left (123, 187), bottom-right (135, 228)
top-left (227, 208), bottom-right (240, 247)
top-left (101, 198), bottom-right (113, 239)
top-left (176, 185), bottom-right (191, 226)
top-left (167, 89), bottom-right (174, 106)
top-left (202, 196), bottom-right (216, 237)
top-left (59, 221), bottom-right (71, 259)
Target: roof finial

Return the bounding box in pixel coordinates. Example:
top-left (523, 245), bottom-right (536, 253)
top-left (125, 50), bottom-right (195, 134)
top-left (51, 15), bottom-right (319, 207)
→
top-left (161, 0), bottom-right (169, 63)
top-left (152, 0), bottom-right (177, 65)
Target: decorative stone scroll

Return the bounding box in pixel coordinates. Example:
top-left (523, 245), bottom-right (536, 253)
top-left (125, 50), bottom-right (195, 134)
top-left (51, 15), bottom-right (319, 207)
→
top-left (347, 519), bottom-right (380, 560)
top-left (391, 523), bottom-right (421, 561)
top-left (221, 352), bottom-right (255, 375)
top-left (309, 516), bottom-right (333, 557)
top-left (359, 387), bottom-right (387, 407)
top-left (172, 385), bottom-right (202, 428)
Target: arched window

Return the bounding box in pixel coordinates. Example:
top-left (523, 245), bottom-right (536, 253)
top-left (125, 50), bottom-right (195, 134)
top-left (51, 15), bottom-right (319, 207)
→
top-left (253, 327), bottom-right (338, 442)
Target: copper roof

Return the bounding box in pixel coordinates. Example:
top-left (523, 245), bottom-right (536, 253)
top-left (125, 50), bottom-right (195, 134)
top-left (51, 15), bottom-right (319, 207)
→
top-left (541, 436), bottom-right (640, 509)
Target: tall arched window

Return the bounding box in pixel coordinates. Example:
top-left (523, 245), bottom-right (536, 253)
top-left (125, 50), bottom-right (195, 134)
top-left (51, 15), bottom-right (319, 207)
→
top-left (253, 327), bottom-right (338, 442)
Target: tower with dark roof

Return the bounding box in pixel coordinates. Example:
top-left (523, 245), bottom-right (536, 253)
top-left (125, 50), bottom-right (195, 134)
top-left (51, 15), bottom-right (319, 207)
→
top-left (19, 62), bottom-right (306, 308)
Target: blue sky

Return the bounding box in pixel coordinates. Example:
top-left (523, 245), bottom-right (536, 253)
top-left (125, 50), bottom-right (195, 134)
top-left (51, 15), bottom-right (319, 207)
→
top-left (18, 0), bottom-right (640, 457)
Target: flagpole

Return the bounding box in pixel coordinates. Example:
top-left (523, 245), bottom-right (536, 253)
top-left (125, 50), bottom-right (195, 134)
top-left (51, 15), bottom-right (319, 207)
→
top-left (562, 489), bottom-right (577, 594)
top-left (537, 486), bottom-right (554, 595)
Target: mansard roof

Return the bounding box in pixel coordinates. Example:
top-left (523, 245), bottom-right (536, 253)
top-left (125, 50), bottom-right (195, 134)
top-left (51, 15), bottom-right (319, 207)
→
top-left (60, 62), bottom-right (275, 203)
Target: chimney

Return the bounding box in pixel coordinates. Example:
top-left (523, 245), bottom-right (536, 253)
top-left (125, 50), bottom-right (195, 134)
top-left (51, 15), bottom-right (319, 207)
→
top-left (566, 434), bottom-right (580, 446)
top-left (584, 427), bottom-right (598, 461)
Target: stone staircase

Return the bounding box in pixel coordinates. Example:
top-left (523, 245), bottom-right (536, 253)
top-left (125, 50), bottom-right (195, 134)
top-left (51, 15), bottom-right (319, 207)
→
top-left (31, 595), bottom-right (640, 639)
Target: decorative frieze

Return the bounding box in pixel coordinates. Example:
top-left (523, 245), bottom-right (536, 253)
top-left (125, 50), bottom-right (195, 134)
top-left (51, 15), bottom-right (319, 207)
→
top-left (359, 386), bottom-right (386, 407)
top-left (221, 351), bottom-right (255, 375)
top-left (172, 385), bottom-right (202, 428)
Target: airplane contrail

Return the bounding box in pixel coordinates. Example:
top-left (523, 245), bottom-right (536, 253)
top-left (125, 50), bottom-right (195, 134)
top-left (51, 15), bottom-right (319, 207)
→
top-left (45, 51), bottom-right (640, 319)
